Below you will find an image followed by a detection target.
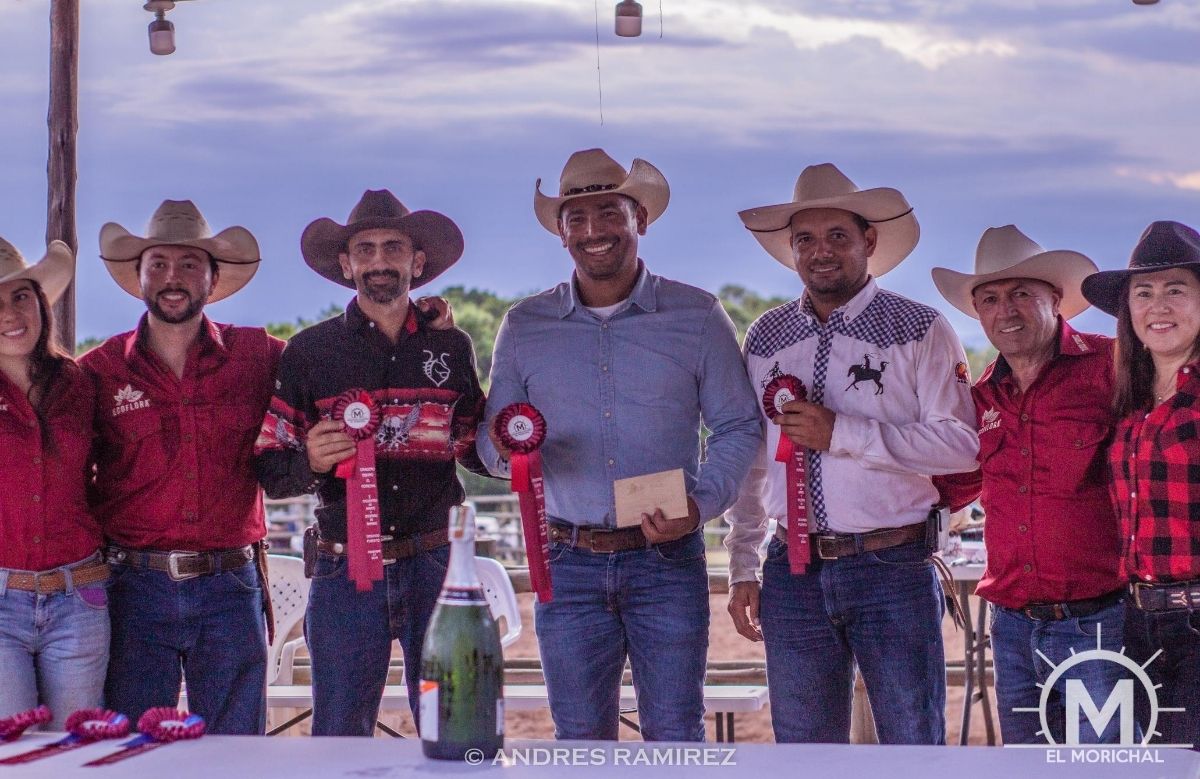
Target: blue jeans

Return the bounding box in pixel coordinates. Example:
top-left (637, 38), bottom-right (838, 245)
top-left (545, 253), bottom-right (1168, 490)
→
top-left (105, 560), bottom-right (266, 734)
top-left (0, 558), bottom-right (110, 730)
top-left (1125, 602), bottom-right (1200, 749)
top-left (991, 599), bottom-right (1128, 745)
top-left (534, 530), bottom-right (709, 742)
top-left (305, 545), bottom-right (448, 736)
top-left (760, 537), bottom-right (946, 744)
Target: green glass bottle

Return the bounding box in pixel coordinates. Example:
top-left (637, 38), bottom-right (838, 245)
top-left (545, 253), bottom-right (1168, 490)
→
top-left (420, 503), bottom-right (505, 760)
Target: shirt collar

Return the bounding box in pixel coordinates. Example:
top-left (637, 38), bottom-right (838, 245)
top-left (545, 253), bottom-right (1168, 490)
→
top-left (799, 276), bottom-right (879, 326)
top-left (558, 260), bottom-right (655, 319)
top-left (125, 313), bottom-right (227, 362)
top-left (344, 297), bottom-right (420, 336)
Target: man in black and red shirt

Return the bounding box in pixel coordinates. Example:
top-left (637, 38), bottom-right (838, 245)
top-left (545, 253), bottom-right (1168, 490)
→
top-left (254, 190), bottom-right (486, 737)
top-left (933, 226), bottom-right (1127, 744)
top-left (82, 200), bottom-right (282, 734)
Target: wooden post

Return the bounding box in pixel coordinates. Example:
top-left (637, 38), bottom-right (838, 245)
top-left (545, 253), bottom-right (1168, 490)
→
top-left (46, 0), bottom-right (80, 352)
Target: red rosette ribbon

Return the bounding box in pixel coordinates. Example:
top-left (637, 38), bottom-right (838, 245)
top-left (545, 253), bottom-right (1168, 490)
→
top-left (82, 709), bottom-right (206, 767)
top-left (332, 389), bottom-right (384, 592)
top-left (0, 705), bottom-right (51, 742)
top-left (762, 375), bottom-right (811, 575)
top-left (65, 709), bottom-right (130, 741)
top-left (494, 403), bottom-right (552, 603)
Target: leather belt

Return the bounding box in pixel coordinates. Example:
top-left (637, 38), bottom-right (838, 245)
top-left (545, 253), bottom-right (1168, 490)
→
top-left (775, 521), bottom-right (926, 560)
top-left (4, 560), bottom-right (110, 594)
top-left (316, 527), bottom-right (449, 563)
top-left (548, 523), bottom-right (649, 553)
top-left (107, 545), bottom-right (255, 582)
top-left (1019, 588), bottom-right (1125, 621)
top-left (1130, 579), bottom-right (1200, 612)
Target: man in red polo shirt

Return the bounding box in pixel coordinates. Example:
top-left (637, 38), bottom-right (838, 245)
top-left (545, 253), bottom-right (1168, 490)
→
top-left (933, 225), bottom-right (1127, 744)
top-left (81, 200), bottom-right (283, 734)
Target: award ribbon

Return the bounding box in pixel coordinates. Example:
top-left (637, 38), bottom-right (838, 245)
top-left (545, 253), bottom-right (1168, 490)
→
top-left (0, 709), bottom-right (128, 765)
top-left (762, 375), bottom-right (811, 575)
top-left (83, 708), bottom-right (205, 767)
top-left (494, 403), bottom-right (552, 603)
top-left (332, 389), bottom-right (384, 592)
top-left (0, 706), bottom-right (51, 743)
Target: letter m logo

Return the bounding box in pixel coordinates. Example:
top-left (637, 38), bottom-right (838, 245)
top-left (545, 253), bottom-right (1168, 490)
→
top-left (1065, 678), bottom-right (1134, 745)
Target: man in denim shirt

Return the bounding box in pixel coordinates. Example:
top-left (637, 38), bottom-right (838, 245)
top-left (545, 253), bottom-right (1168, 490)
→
top-left (479, 149), bottom-right (761, 741)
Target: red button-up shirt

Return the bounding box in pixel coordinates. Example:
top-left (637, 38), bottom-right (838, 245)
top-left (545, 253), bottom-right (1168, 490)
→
top-left (936, 321), bottom-right (1124, 608)
top-left (80, 316), bottom-right (284, 552)
top-left (0, 363), bottom-right (102, 571)
top-left (1110, 362), bottom-right (1200, 584)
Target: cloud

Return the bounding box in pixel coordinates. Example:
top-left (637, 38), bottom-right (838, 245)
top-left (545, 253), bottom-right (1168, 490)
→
top-left (1117, 167), bottom-right (1200, 193)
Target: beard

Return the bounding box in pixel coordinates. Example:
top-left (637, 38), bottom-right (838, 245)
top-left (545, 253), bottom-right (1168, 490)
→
top-left (358, 269), bottom-right (408, 305)
top-left (144, 290), bottom-right (205, 324)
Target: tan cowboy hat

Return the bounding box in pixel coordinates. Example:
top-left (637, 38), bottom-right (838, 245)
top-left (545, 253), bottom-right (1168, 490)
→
top-left (301, 189), bottom-right (463, 290)
top-left (738, 163), bottom-right (919, 277)
top-left (99, 200), bottom-right (260, 303)
top-left (0, 238), bottom-right (75, 304)
top-left (533, 149), bottom-right (670, 234)
top-left (932, 225), bottom-right (1097, 320)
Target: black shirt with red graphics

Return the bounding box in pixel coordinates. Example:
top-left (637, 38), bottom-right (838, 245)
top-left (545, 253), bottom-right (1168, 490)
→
top-left (254, 298), bottom-right (488, 543)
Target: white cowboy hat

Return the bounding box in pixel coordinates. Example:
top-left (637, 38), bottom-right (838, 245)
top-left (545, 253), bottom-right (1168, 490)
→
top-left (99, 199), bottom-right (260, 302)
top-left (534, 149), bottom-right (669, 234)
top-left (932, 225), bottom-right (1097, 320)
top-left (301, 189), bottom-right (463, 290)
top-left (738, 163), bottom-right (919, 277)
top-left (0, 238), bottom-right (75, 304)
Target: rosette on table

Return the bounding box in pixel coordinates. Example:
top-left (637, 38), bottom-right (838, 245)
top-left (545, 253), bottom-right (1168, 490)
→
top-left (83, 708), bottom-right (206, 767)
top-left (762, 374), bottom-right (811, 575)
top-left (494, 403), bottom-right (552, 602)
top-left (0, 708), bottom-right (128, 766)
top-left (0, 706), bottom-right (50, 743)
top-left (332, 389), bottom-right (384, 592)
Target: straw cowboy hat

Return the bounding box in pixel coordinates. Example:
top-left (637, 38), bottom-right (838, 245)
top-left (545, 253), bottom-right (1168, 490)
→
top-left (0, 238), bottom-right (75, 304)
top-left (99, 200), bottom-right (260, 303)
top-left (1082, 220), bottom-right (1200, 317)
top-left (931, 225), bottom-right (1097, 320)
top-left (301, 189), bottom-right (463, 290)
top-left (533, 149), bottom-right (670, 235)
top-left (738, 163), bottom-right (919, 277)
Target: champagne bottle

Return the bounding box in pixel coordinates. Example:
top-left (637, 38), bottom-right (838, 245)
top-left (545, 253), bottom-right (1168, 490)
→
top-left (420, 503), bottom-right (505, 760)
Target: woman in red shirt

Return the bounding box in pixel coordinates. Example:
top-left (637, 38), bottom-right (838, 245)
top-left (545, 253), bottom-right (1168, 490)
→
top-left (1083, 220), bottom-right (1200, 750)
top-left (0, 238), bottom-right (109, 730)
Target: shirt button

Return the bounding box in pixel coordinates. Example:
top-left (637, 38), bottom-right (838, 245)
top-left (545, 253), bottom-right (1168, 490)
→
top-left (32, 536), bottom-right (40, 544)
top-left (1020, 448), bottom-right (1029, 457)
top-left (369, 321), bottom-right (376, 328)
top-left (602, 323), bottom-right (609, 329)
top-left (1145, 575), bottom-right (1152, 582)
top-left (182, 433), bottom-right (193, 443)
top-left (392, 485), bottom-right (399, 491)
top-left (32, 456), bottom-right (41, 465)
top-left (607, 458), bottom-right (615, 466)
top-left (1020, 413), bottom-right (1029, 422)
top-left (604, 411), bottom-right (611, 418)
top-left (601, 365), bottom-right (609, 372)
top-left (1074, 439), bottom-right (1083, 448)
top-left (1018, 524), bottom-right (1028, 532)
top-left (1018, 485), bottom-right (1028, 494)
top-left (1131, 491), bottom-right (1137, 499)
top-left (31, 494), bottom-right (40, 502)
top-left (391, 356), bottom-right (396, 362)
top-left (186, 472), bottom-right (196, 480)
top-left (182, 397), bottom-right (190, 405)
top-left (1023, 563), bottom-right (1033, 573)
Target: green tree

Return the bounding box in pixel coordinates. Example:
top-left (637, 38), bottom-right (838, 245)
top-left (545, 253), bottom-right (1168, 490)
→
top-left (718, 284), bottom-right (792, 341)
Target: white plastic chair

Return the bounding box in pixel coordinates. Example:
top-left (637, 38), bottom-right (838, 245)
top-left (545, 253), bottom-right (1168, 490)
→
top-left (266, 554), bottom-right (310, 686)
top-left (474, 556), bottom-right (522, 648)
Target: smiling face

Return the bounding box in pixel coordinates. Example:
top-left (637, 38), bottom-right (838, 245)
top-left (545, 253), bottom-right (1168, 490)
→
top-left (972, 278), bottom-right (1061, 362)
top-left (338, 228), bottom-right (426, 306)
top-left (557, 193), bottom-right (647, 284)
top-left (1128, 267), bottom-right (1200, 364)
top-left (789, 208), bottom-right (875, 309)
top-left (138, 245), bottom-right (217, 324)
top-left (0, 279), bottom-right (42, 364)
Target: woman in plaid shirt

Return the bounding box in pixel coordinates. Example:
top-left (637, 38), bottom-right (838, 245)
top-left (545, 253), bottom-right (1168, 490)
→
top-left (1083, 220), bottom-right (1200, 750)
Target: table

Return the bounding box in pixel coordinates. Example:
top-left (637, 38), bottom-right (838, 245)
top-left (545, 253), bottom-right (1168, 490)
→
top-left (1, 735), bottom-right (1195, 778)
top-left (950, 563), bottom-right (995, 746)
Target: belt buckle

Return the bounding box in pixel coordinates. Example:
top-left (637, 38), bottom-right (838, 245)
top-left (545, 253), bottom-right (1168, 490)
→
top-left (166, 551), bottom-right (204, 581)
top-left (380, 535), bottom-right (396, 566)
top-left (815, 536), bottom-right (839, 561)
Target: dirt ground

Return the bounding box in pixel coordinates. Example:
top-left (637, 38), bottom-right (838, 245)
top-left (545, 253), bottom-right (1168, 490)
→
top-left (272, 590), bottom-right (996, 745)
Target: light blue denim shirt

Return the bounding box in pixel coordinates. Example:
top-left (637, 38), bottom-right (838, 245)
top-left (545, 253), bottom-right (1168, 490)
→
top-left (478, 263), bottom-right (763, 527)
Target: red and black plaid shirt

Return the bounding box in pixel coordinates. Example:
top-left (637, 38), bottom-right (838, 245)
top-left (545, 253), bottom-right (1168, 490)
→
top-left (1110, 361), bottom-right (1200, 583)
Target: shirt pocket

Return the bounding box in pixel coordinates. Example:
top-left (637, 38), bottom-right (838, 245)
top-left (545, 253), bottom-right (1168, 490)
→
top-left (103, 411), bottom-right (166, 488)
top-left (1047, 421), bottom-right (1112, 487)
top-left (204, 404), bottom-right (263, 475)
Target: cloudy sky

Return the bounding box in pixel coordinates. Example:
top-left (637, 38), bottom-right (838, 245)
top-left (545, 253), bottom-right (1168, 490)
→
top-left (2, 0), bottom-right (1198, 348)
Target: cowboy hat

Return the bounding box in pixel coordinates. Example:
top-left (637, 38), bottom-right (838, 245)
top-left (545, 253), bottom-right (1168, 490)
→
top-left (99, 199), bottom-right (260, 303)
top-left (533, 149), bottom-right (669, 234)
top-left (0, 238), bottom-right (75, 304)
top-left (738, 163), bottom-right (919, 277)
top-left (931, 225), bottom-right (1097, 320)
top-left (1082, 221), bottom-right (1200, 317)
top-left (301, 189), bottom-right (463, 290)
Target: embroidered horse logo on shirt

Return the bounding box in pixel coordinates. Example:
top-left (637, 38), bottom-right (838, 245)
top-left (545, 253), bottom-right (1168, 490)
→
top-left (846, 354), bottom-right (887, 395)
top-left (422, 351), bottom-right (451, 387)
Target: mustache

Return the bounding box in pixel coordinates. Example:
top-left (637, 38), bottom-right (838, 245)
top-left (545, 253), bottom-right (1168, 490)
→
top-left (363, 270), bottom-right (401, 283)
top-left (156, 288), bottom-right (193, 299)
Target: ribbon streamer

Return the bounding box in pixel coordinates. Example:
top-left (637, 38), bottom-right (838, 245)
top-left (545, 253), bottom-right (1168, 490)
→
top-left (762, 375), bottom-right (811, 575)
top-left (494, 403), bottom-right (552, 602)
top-left (332, 389), bottom-right (384, 592)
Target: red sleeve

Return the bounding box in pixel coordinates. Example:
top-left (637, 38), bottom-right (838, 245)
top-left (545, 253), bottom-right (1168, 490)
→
top-left (933, 469), bottom-right (982, 513)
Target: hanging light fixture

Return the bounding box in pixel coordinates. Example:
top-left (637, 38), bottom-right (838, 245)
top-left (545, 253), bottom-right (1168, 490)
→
top-left (615, 0), bottom-right (643, 37)
top-left (144, 0), bottom-right (196, 55)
